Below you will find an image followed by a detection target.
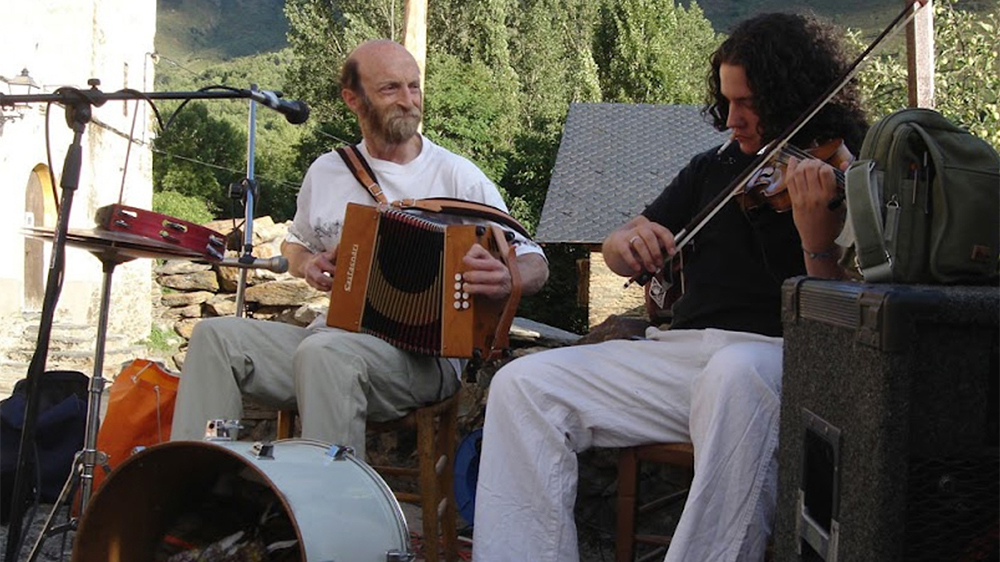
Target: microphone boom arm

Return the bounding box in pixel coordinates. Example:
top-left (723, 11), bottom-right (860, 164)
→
top-left (0, 84), bottom-right (310, 125)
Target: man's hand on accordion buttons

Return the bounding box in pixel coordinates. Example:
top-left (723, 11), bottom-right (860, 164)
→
top-left (305, 248), bottom-right (338, 292)
top-left (461, 243), bottom-right (512, 300)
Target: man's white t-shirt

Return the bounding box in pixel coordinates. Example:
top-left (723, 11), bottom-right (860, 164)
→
top-left (287, 135), bottom-right (541, 260)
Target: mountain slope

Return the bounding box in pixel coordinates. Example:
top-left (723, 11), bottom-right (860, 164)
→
top-left (156, 0), bottom-right (289, 63)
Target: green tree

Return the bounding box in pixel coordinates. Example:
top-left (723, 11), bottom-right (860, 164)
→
top-left (594, 0), bottom-right (720, 104)
top-left (152, 101), bottom-right (245, 216)
top-left (152, 189), bottom-right (215, 224)
top-left (507, 0), bottom-right (602, 131)
top-left (853, 0), bottom-right (999, 151)
top-left (427, 0), bottom-right (522, 150)
top-left (153, 49), bottom-right (310, 222)
top-left (251, 143), bottom-right (302, 222)
top-left (423, 52), bottom-right (518, 183)
top-left (501, 0), bottom-right (604, 230)
top-left (429, 0), bottom-right (517, 69)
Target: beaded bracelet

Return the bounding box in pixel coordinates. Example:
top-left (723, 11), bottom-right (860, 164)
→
top-left (802, 246), bottom-right (838, 260)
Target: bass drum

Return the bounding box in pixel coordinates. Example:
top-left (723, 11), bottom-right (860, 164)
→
top-left (73, 438), bottom-right (412, 562)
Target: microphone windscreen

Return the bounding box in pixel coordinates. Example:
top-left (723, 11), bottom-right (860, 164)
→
top-left (287, 101), bottom-right (310, 125)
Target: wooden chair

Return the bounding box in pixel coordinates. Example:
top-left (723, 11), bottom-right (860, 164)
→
top-left (616, 442), bottom-right (695, 562)
top-left (616, 442), bottom-right (774, 562)
top-left (276, 391), bottom-right (461, 562)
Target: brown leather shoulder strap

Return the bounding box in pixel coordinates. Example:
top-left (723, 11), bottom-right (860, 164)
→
top-left (336, 145), bottom-right (388, 204)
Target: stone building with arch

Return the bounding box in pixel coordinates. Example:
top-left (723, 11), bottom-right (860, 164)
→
top-left (0, 0), bottom-right (156, 384)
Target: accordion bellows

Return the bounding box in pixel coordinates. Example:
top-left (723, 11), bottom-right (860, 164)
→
top-left (327, 202), bottom-right (520, 360)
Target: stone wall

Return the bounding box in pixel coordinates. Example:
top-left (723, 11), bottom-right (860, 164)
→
top-left (153, 217), bottom-right (325, 371)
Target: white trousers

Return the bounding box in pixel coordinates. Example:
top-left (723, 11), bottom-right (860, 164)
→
top-left (472, 328), bottom-right (783, 562)
top-left (170, 317), bottom-right (458, 458)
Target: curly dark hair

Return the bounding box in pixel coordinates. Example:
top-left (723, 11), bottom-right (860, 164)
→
top-left (705, 13), bottom-right (868, 153)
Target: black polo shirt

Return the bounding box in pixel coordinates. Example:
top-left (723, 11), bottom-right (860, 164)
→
top-left (641, 143), bottom-right (806, 337)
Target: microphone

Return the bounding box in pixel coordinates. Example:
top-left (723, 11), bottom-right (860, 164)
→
top-left (246, 89), bottom-right (310, 125)
top-left (218, 255), bottom-right (289, 273)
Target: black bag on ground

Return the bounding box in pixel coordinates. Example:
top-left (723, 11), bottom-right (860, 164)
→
top-left (0, 370), bottom-right (88, 523)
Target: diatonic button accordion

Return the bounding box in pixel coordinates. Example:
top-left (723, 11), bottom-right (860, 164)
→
top-left (326, 202), bottom-right (522, 360)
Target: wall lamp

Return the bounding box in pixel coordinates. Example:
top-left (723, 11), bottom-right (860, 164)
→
top-left (0, 68), bottom-right (40, 135)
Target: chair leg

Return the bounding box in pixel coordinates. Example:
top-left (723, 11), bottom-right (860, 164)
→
top-left (616, 448), bottom-right (640, 562)
top-left (416, 407), bottom-right (440, 562)
top-left (276, 409), bottom-right (295, 440)
top-left (437, 402), bottom-right (459, 562)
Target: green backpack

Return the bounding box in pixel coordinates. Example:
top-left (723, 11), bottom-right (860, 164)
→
top-left (845, 107), bottom-right (1000, 284)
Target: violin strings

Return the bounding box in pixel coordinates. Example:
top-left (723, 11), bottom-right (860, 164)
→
top-left (773, 144), bottom-right (846, 187)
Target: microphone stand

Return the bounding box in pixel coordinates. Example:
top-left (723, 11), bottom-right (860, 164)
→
top-left (2, 87), bottom-right (90, 562)
top-left (232, 84), bottom-right (262, 318)
top-left (0, 81), bottom-right (273, 562)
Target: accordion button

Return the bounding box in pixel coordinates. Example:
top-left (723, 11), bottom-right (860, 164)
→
top-left (454, 273), bottom-right (463, 281)
top-left (462, 292), bottom-right (469, 300)
top-left (454, 282), bottom-right (462, 290)
top-left (454, 302), bottom-right (462, 309)
top-left (454, 292), bottom-right (462, 299)
top-left (462, 301), bottom-right (470, 309)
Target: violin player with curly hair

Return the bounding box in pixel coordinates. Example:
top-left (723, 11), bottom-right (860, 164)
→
top-left (472, 11), bottom-right (876, 562)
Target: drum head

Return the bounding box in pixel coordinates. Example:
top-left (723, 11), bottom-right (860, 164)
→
top-left (73, 439), bottom-right (410, 562)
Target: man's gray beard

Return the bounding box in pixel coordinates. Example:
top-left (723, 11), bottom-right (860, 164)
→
top-left (362, 97), bottom-right (421, 144)
top-left (383, 114), bottom-right (420, 144)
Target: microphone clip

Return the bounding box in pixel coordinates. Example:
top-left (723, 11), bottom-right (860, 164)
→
top-left (229, 178), bottom-right (259, 201)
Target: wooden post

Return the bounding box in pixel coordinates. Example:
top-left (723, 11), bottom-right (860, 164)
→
top-left (403, 0), bottom-right (428, 89)
top-left (403, 0), bottom-right (428, 131)
top-left (906, 0), bottom-right (935, 108)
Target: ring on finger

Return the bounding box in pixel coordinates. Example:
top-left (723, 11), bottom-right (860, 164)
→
top-left (629, 235), bottom-right (640, 246)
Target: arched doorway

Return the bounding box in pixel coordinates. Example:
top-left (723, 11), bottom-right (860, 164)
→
top-left (23, 164), bottom-right (56, 311)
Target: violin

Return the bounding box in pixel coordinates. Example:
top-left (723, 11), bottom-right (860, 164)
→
top-left (643, 139), bottom-right (852, 322)
top-left (736, 138), bottom-right (853, 213)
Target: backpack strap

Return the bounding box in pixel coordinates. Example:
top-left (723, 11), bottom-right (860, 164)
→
top-left (336, 145), bottom-right (388, 205)
top-left (846, 159), bottom-right (894, 282)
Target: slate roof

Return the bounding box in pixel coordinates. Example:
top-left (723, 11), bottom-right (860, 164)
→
top-left (537, 103), bottom-right (730, 244)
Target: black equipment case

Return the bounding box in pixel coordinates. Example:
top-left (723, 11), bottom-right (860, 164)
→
top-left (773, 277), bottom-right (999, 562)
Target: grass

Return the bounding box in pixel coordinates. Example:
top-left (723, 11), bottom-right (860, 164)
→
top-left (139, 323), bottom-right (182, 355)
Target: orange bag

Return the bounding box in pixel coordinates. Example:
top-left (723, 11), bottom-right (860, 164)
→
top-left (93, 359), bottom-right (179, 491)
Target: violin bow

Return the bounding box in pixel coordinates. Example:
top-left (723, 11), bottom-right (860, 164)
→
top-left (626, 0), bottom-right (929, 288)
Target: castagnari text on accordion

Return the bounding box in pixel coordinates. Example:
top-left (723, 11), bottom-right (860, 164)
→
top-left (327, 202), bottom-right (523, 360)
